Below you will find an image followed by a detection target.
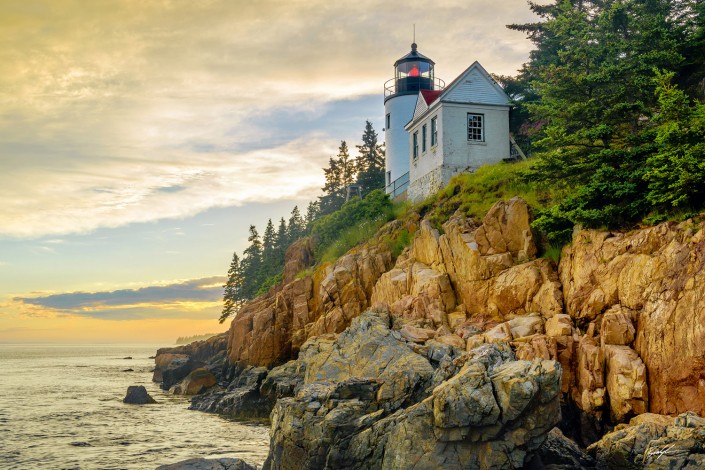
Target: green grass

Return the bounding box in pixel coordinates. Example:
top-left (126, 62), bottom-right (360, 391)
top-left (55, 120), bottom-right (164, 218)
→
top-left (318, 216), bottom-right (389, 264)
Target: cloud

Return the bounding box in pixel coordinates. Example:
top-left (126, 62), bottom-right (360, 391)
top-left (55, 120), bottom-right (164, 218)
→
top-left (0, 0), bottom-right (540, 239)
top-left (11, 276), bottom-right (226, 320)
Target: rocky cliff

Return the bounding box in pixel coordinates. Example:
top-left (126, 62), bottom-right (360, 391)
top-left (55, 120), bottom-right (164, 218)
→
top-left (154, 197), bottom-right (705, 468)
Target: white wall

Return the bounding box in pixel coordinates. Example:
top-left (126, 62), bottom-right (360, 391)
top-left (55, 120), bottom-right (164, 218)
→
top-left (407, 102), bottom-right (510, 202)
top-left (384, 94), bottom-right (417, 191)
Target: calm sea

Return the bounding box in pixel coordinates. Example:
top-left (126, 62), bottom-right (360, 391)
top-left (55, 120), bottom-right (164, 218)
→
top-left (0, 344), bottom-right (269, 469)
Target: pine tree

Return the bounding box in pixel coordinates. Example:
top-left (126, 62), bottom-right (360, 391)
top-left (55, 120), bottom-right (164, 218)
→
top-left (513, 0), bottom-right (684, 239)
top-left (304, 201), bottom-right (319, 232)
top-left (261, 218), bottom-right (277, 278)
top-left (355, 121), bottom-right (386, 196)
top-left (319, 141), bottom-right (356, 215)
top-left (220, 252), bottom-right (243, 323)
top-left (275, 217), bottom-right (288, 259)
top-left (288, 206), bottom-right (305, 243)
top-left (240, 225), bottom-right (263, 299)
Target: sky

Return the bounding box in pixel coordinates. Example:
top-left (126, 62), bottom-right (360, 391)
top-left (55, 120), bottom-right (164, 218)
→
top-left (0, 0), bottom-right (542, 344)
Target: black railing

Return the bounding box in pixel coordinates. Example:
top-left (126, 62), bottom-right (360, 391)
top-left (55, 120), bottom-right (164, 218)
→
top-left (384, 77), bottom-right (445, 98)
top-left (385, 172), bottom-right (410, 198)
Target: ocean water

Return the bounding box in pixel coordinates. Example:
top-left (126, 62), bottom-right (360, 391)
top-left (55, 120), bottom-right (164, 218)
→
top-left (0, 344), bottom-right (269, 469)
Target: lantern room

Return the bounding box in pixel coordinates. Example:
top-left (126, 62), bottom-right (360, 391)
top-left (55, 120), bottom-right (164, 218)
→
top-left (385, 43), bottom-right (438, 99)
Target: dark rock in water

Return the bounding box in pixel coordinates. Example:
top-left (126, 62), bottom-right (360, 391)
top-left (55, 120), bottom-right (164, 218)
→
top-left (122, 368), bottom-right (134, 372)
top-left (123, 385), bottom-right (156, 404)
top-left (70, 441), bottom-right (92, 447)
top-left (123, 356), bottom-right (132, 359)
top-left (156, 457), bottom-right (256, 470)
top-left (149, 355), bottom-right (156, 359)
top-left (536, 427), bottom-right (595, 469)
top-left (190, 358), bottom-right (306, 419)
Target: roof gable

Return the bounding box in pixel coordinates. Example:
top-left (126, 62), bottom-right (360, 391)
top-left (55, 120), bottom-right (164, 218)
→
top-left (412, 94), bottom-right (429, 121)
top-left (440, 61), bottom-right (510, 106)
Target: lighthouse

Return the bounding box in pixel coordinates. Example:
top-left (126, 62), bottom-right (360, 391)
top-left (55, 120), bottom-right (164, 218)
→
top-left (384, 43), bottom-right (442, 197)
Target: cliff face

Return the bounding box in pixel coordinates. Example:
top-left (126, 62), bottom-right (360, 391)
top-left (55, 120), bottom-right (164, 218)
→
top-left (221, 199), bottom-right (705, 431)
top-left (560, 221), bottom-right (705, 421)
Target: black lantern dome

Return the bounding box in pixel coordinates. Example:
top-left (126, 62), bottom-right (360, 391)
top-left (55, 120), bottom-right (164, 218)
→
top-left (392, 43), bottom-right (435, 95)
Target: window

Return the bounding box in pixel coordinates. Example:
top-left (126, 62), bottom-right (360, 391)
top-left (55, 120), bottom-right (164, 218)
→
top-left (413, 131), bottom-right (419, 160)
top-left (386, 171), bottom-right (391, 186)
top-left (467, 113), bottom-right (484, 142)
top-left (431, 116), bottom-right (437, 146)
top-left (422, 124), bottom-right (427, 153)
top-left (385, 113), bottom-right (391, 130)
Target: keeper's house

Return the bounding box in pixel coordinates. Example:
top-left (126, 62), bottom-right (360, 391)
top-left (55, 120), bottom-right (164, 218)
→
top-left (383, 44), bottom-right (517, 202)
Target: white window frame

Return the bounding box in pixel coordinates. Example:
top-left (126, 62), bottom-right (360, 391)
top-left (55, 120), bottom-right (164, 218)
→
top-left (412, 131), bottom-right (419, 160)
top-left (467, 113), bottom-right (484, 142)
top-left (430, 116), bottom-right (437, 147)
top-left (385, 113), bottom-right (391, 130)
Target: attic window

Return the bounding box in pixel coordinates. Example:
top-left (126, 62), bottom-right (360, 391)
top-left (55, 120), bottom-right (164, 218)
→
top-left (467, 113), bottom-right (484, 142)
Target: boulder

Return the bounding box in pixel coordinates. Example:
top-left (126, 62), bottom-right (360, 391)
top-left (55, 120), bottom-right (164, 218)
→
top-left (264, 311), bottom-right (562, 470)
top-left (177, 368), bottom-right (217, 395)
top-left (585, 412), bottom-right (705, 468)
top-left (156, 457), bottom-right (257, 470)
top-left (123, 385), bottom-right (156, 404)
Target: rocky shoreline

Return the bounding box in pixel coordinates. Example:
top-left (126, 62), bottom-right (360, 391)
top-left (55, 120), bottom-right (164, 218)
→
top-left (154, 198), bottom-right (705, 469)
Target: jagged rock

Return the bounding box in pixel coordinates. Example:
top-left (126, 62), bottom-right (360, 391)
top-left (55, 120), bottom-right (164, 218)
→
top-left (587, 412), bottom-right (705, 469)
top-left (176, 368), bottom-right (217, 395)
top-left (282, 237), bottom-right (314, 285)
top-left (263, 311), bottom-right (562, 470)
top-left (153, 333), bottom-right (227, 388)
top-left (156, 457), bottom-right (257, 470)
top-left (560, 222), bottom-right (705, 416)
top-left (536, 427), bottom-right (596, 469)
top-left (398, 324), bottom-right (436, 343)
top-left (123, 385), bottom-right (156, 404)
top-left (189, 366), bottom-right (272, 419)
top-left (545, 314), bottom-right (574, 337)
top-left (228, 242), bottom-right (393, 368)
top-left (600, 305), bottom-right (636, 347)
top-left (603, 345), bottom-right (648, 422)
top-left (514, 334), bottom-right (557, 361)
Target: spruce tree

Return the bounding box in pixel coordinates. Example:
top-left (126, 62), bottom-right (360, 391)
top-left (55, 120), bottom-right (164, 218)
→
top-left (304, 201), bottom-right (319, 232)
top-left (240, 225), bottom-right (263, 299)
top-left (319, 141), bottom-right (356, 215)
top-left (355, 121), bottom-right (386, 196)
top-left (262, 218), bottom-right (277, 278)
top-left (275, 217), bottom-right (288, 260)
top-left (287, 206), bottom-right (305, 243)
top-left (220, 252), bottom-right (243, 323)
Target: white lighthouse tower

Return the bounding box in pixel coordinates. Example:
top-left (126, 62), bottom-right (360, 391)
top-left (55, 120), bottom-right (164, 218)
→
top-left (384, 43), bottom-right (443, 197)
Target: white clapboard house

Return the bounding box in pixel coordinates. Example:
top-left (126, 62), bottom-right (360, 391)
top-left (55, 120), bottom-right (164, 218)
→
top-left (383, 44), bottom-right (521, 202)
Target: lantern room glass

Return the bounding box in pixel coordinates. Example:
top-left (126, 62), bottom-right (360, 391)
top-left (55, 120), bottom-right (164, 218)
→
top-left (395, 61), bottom-right (434, 93)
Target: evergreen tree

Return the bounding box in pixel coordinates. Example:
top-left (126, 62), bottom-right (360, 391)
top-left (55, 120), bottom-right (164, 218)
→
top-left (645, 71), bottom-right (705, 211)
top-left (261, 218), bottom-right (277, 278)
top-left (319, 141), bottom-right (356, 215)
top-left (220, 252), bottom-right (243, 323)
top-left (287, 205), bottom-right (305, 243)
top-left (275, 217), bottom-right (288, 259)
top-left (304, 200), bottom-right (320, 232)
top-left (355, 121), bottom-right (386, 196)
top-left (512, 0), bottom-right (685, 240)
top-left (240, 225), bottom-right (263, 299)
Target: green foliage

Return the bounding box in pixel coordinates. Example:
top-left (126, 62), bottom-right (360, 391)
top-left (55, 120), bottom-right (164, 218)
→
top-left (256, 272), bottom-right (283, 297)
top-left (645, 71), bottom-right (705, 210)
top-left (319, 141), bottom-right (356, 215)
top-left (355, 121), bottom-right (386, 196)
top-left (220, 251), bottom-right (244, 323)
top-left (541, 244), bottom-right (563, 264)
top-left (383, 228), bottom-right (412, 258)
top-left (311, 189), bottom-right (394, 261)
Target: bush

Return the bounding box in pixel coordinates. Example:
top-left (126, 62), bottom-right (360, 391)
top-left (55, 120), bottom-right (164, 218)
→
top-left (311, 189), bottom-right (394, 262)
